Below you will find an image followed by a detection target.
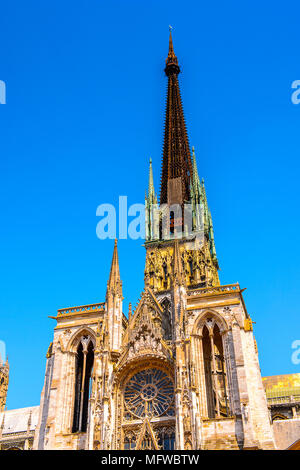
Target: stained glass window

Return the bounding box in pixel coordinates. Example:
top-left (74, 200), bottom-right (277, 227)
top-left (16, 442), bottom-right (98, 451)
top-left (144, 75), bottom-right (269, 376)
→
top-left (124, 368), bottom-right (174, 418)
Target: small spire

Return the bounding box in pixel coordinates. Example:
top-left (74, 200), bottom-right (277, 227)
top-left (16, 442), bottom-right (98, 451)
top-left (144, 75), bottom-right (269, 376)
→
top-left (200, 180), bottom-right (218, 264)
top-left (128, 302), bottom-right (132, 321)
top-left (147, 157), bottom-right (157, 204)
top-left (192, 147), bottom-right (202, 198)
top-left (107, 239), bottom-right (122, 295)
top-left (208, 209), bottom-right (217, 261)
top-left (201, 179), bottom-right (209, 230)
top-left (148, 157), bottom-right (154, 196)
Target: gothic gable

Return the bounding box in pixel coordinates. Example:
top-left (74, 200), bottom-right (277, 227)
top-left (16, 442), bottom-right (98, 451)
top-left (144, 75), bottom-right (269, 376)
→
top-left (116, 288), bottom-right (172, 368)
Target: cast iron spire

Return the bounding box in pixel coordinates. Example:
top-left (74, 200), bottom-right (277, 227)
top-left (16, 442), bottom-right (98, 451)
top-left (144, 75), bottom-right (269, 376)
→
top-left (160, 29), bottom-right (193, 206)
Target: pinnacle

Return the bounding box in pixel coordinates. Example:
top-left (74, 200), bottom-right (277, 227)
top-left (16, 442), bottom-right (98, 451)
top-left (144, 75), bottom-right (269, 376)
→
top-left (107, 239), bottom-right (122, 295)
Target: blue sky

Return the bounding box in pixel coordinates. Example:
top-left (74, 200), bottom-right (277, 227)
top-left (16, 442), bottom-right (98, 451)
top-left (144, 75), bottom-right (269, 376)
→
top-left (0, 0), bottom-right (299, 409)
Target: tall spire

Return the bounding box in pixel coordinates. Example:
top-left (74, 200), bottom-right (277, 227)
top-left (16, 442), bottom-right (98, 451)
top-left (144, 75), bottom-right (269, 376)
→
top-left (160, 29), bottom-right (193, 207)
top-left (107, 239), bottom-right (122, 295)
top-left (145, 33), bottom-right (220, 290)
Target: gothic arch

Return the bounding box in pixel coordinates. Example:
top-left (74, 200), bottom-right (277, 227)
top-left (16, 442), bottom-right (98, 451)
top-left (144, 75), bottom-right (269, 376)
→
top-left (67, 326), bottom-right (96, 353)
top-left (114, 356), bottom-right (174, 389)
top-left (60, 328), bottom-right (96, 434)
top-left (192, 309), bottom-right (229, 336)
top-left (54, 327), bottom-right (97, 436)
top-left (192, 310), bottom-right (230, 419)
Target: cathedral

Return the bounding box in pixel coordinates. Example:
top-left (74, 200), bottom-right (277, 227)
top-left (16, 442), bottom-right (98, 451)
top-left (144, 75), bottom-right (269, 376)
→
top-left (0, 32), bottom-right (299, 451)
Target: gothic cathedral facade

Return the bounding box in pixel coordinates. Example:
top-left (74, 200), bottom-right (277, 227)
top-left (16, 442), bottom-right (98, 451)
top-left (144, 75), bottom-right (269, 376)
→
top-left (32, 33), bottom-right (276, 450)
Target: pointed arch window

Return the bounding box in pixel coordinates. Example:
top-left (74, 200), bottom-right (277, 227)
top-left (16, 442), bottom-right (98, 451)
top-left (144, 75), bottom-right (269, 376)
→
top-left (72, 336), bottom-right (94, 433)
top-left (202, 322), bottom-right (229, 418)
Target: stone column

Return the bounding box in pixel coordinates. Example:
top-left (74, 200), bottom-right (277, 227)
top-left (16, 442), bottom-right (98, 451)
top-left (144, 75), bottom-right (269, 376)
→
top-left (231, 322), bottom-right (257, 448)
top-left (174, 344), bottom-right (185, 450)
top-left (192, 334), bottom-right (207, 418)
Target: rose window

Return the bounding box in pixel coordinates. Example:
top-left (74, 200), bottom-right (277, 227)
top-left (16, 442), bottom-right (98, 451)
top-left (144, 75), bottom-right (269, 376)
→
top-left (124, 368), bottom-right (174, 418)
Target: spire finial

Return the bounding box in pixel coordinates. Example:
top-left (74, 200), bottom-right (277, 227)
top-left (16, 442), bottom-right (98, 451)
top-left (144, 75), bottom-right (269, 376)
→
top-left (168, 26), bottom-right (175, 56)
top-left (165, 27), bottom-right (179, 74)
